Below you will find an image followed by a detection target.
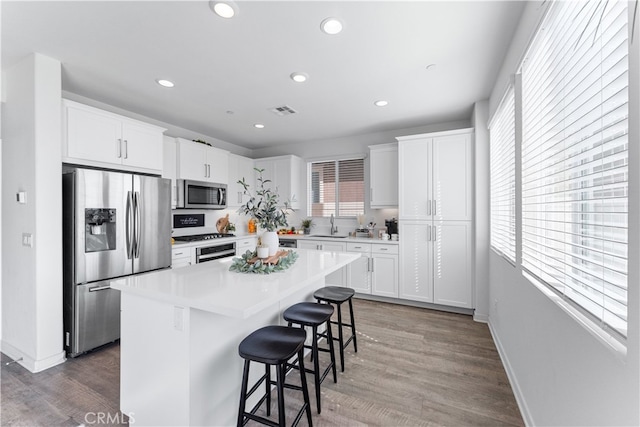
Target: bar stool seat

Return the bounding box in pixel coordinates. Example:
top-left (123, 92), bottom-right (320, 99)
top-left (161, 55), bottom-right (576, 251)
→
top-left (237, 325), bottom-right (312, 427)
top-left (313, 286), bottom-right (358, 372)
top-left (283, 302), bottom-right (337, 414)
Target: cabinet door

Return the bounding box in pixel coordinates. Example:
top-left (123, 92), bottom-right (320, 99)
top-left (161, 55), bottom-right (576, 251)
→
top-left (228, 154), bottom-right (255, 207)
top-left (433, 221), bottom-right (473, 308)
top-left (177, 140), bottom-right (208, 181)
top-left (398, 139), bottom-right (431, 220)
top-left (347, 253), bottom-right (371, 294)
top-left (121, 121), bottom-right (163, 172)
top-left (369, 144), bottom-right (398, 208)
top-left (371, 254), bottom-right (398, 298)
top-left (399, 221), bottom-right (433, 302)
top-left (432, 133), bottom-right (472, 221)
top-left (66, 105), bottom-right (122, 164)
top-left (206, 146), bottom-right (229, 184)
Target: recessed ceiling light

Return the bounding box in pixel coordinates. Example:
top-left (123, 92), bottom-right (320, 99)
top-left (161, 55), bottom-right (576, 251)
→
top-left (156, 79), bottom-right (174, 88)
top-left (426, 64), bottom-right (436, 70)
top-left (374, 100), bottom-right (388, 107)
top-left (210, 1), bottom-right (238, 18)
top-left (254, 123), bottom-right (265, 129)
top-left (321, 17), bottom-right (343, 35)
top-left (290, 72), bottom-right (308, 83)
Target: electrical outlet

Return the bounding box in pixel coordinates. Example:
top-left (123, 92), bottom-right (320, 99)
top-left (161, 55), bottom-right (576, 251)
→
top-left (22, 233), bottom-right (33, 247)
top-left (493, 298), bottom-right (498, 311)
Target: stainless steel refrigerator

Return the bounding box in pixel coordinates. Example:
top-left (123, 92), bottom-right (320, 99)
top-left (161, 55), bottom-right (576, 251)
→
top-left (63, 167), bottom-right (171, 357)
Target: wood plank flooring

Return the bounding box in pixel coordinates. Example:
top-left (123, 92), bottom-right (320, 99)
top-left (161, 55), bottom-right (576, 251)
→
top-left (1, 299), bottom-right (523, 426)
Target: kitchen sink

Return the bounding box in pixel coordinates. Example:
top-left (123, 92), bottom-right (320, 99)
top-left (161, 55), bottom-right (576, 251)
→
top-left (310, 234), bottom-right (348, 238)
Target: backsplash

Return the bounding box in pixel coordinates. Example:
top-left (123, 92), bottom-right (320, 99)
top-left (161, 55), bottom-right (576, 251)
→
top-left (171, 208), bottom-right (399, 237)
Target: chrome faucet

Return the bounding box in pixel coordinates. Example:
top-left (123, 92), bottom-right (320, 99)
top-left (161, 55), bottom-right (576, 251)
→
top-left (330, 213), bottom-right (338, 235)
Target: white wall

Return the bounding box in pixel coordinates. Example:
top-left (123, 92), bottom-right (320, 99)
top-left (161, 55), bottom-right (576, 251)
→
top-left (1, 53), bottom-right (65, 372)
top-left (487, 3), bottom-right (640, 426)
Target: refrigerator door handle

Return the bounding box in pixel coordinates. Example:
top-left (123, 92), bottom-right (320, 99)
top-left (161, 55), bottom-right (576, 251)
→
top-left (133, 191), bottom-right (141, 258)
top-left (126, 191), bottom-right (134, 259)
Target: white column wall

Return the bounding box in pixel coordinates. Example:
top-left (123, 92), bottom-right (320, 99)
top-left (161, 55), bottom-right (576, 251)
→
top-left (487, 3), bottom-right (640, 426)
top-left (471, 100), bottom-right (489, 322)
top-left (1, 53), bottom-right (64, 372)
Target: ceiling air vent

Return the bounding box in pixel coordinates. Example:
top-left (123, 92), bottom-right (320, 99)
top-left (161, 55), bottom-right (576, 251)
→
top-left (269, 105), bottom-right (297, 116)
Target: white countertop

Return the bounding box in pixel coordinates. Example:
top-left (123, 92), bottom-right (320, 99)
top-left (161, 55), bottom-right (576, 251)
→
top-left (111, 249), bottom-right (360, 319)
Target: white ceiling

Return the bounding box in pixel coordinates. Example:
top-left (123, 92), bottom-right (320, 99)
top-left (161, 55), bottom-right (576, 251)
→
top-left (2, 1), bottom-right (525, 150)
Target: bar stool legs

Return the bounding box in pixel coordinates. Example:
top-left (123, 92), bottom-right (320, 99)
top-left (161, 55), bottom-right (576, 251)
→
top-left (313, 286), bottom-right (358, 372)
top-left (237, 326), bottom-right (313, 427)
top-left (283, 302), bottom-right (337, 414)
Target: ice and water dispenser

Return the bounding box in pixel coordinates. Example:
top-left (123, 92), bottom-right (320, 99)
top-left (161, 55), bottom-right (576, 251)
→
top-left (85, 208), bottom-right (116, 252)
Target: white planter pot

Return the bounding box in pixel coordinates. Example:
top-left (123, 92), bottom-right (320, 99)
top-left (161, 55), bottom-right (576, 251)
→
top-left (261, 231), bottom-right (279, 256)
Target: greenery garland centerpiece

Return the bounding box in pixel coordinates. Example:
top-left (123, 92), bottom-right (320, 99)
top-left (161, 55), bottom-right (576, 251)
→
top-left (229, 249), bottom-right (299, 274)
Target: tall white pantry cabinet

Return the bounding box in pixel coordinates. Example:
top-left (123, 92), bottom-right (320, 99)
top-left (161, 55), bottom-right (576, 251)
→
top-left (397, 129), bottom-right (474, 309)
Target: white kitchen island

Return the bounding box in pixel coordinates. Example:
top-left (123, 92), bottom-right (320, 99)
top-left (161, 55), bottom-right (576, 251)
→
top-left (110, 248), bottom-right (359, 427)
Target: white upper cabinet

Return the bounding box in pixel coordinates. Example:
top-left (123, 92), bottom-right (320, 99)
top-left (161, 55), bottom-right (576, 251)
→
top-left (162, 136), bottom-right (178, 208)
top-left (227, 153), bottom-right (255, 208)
top-left (176, 138), bottom-right (228, 184)
top-left (397, 129), bottom-right (473, 221)
top-left (254, 155), bottom-right (303, 209)
top-left (63, 99), bottom-right (165, 173)
top-left (369, 143), bottom-right (398, 208)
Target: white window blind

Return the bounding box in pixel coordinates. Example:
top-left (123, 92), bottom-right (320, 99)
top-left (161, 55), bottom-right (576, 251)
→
top-left (308, 158), bottom-right (364, 217)
top-left (490, 86), bottom-right (516, 263)
top-left (521, 0), bottom-right (628, 339)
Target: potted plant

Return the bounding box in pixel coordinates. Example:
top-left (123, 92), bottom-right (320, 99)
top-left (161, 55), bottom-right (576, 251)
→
top-left (301, 218), bottom-right (314, 234)
top-left (237, 168), bottom-right (291, 256)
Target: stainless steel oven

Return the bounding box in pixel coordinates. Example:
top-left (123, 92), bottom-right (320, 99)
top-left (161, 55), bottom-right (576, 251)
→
top-left (279, 238), bottom-right (297, 248)
top-left (196, 242), bottom-right (236, 263)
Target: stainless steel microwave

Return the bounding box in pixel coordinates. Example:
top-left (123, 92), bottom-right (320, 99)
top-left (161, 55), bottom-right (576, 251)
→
top-left (176, 179), bottom-right (227, 209)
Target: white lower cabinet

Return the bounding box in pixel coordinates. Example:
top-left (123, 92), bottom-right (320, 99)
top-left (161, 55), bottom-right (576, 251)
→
top-left (346, 243), bottom-right (398, 297)
top-left (399, 220), bottom-right (473, 308)
top-left (371, 245), bottom-right (399, 298)
top-left (298, 240), bottom-right (346, 286)
top-left (236, 237), bottom-right (257, 256)
top-left (171, 247), bottom-right (194, 269)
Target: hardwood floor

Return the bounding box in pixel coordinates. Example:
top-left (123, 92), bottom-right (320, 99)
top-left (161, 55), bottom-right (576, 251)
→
top-left (1, 299), bottom-right (523, 426)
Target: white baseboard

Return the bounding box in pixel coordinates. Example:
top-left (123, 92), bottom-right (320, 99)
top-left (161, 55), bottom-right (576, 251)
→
top-left (1, 340), bottom-right (66, 373)
top-left (473, 312), bottom-right (489, 323)
top-left (487, 320), bottom-right (534, 427)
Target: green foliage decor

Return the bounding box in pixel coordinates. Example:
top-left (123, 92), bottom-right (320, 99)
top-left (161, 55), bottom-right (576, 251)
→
top-left (237, 168), bottom-right (291, 231)
top-left (229, 250), bottom-right (299, 274)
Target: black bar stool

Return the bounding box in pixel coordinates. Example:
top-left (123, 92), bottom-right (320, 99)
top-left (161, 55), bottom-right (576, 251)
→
top-left (313, 286), bottom-right (357, 372)
top-left (283, 302), bottom-right (337, 414)
top-left (237, 325), bottom-right (313, 427)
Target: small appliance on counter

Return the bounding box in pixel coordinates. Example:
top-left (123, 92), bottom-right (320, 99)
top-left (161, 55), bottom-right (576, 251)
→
top-left (385, 218), bottom-right (398, 236)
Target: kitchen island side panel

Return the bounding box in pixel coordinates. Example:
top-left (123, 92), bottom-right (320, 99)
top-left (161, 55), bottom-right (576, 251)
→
top-left (120, 279), bottom-right (322, 426)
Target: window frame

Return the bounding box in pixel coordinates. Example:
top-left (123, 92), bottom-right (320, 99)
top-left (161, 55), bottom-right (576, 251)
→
top-left (489, 85), bottom-right (517, 264)
top-left (518, 0), bottom-right (629, 342)
top-left (306, 156), bottom-right (365, 218)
